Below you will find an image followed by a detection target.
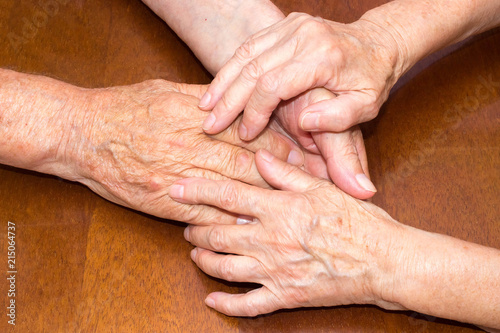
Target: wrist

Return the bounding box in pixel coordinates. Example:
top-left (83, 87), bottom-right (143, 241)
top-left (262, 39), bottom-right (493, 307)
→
top-left (0, 70), bottom-right (86, 181)
top-left (356, 204), bottom-right (411, 310)
top-left (208, 0), bottom-right (285, 72)
top-left (353, 14), bottom-right (411, 81)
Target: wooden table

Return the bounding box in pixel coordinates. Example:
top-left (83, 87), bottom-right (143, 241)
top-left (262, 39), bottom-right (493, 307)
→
top-left (0, 0), bottom-right (498, 332)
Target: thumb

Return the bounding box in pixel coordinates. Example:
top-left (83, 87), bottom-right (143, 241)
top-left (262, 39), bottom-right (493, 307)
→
top-left (300, 92), bottom-right (379, 132)
top-left (312, 129), bottom-right (376, 200)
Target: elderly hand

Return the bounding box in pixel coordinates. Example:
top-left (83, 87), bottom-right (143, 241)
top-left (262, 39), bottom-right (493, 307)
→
top-left (199, 12), bottom-right (404, 140)
top-left (66, 80), bottom-right (307, 223)
top-left (168, 149), bottom-right (403, 316)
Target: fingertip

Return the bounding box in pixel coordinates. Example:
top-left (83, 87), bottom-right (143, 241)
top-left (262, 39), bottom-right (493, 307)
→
top-left (287, 149), bottom-right (304, 166)
top-left (169, 184), bottom-right (185, 201)
top-left (355, 173), bottom-right (377, 193)
top-left (239, 121), bottom-right (266, 142)
top-left (202, 113), bottom-right (217, 132)
top-left (184, 226), bottom-right (191, 241)
top-left (299, 111), bottom-right (320, 131)
top-left (256, 149), bottom-right (274, 164)
top-left (239, 122), bottom-right (249, 141)
top-left (198, 92), bottom-right (212, 110)
top-left (190, 247), bottom-right (198, 260)
top-left (205, 296), bottom-right (216, 309)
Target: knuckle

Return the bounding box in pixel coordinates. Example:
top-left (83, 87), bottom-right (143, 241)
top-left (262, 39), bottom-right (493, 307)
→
top-left (288, 12), bottom-right (309, 22)
top-left (218, 256), bottom-right (236, 281)
top-left (218, 181), bottom-right (239, 211)
top-left (244, 299), bottom-right (261, 317)
top-left (257, 72), bottom-right (279, 95)
top-left (241, 60), bottom-right (265, 83)
top-left (327, 46), bottom-right (344, 63)
top-left (232, 150), bottom-right (254, 180)
top-left (235, 38), bottom-right (258, 62)
top-left (207, 226), bottom-right (227, 252)
top-left (297, 16), bottom-right (325, 34)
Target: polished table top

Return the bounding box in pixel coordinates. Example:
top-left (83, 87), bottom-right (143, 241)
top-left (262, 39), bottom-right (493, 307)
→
top-left (0, 0), bottom-right (498, 332)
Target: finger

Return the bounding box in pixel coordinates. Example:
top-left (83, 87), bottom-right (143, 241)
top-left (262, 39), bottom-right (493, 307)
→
top-left (300, 92), bottom-right (379, 132)
top-left (199, 31), bottom-right (281, 111)
top-left (255, 149), bottom-right (325, 192)
top-left (169, 177), bottom-right (271, 217)
top-left (183, 224), bottom-right (256, 254)
top-left (191, 247), bottom-right (264, 283)
top-left (212, 116), bottom-right (304, 167)
top-left (312, 129), bottom-right (376, 200)
top-left (205, 287), bottom-right (281, 317)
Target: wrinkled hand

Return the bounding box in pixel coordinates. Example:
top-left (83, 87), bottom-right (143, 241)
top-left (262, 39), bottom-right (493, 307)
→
top-left (199, 12), bottom-right (402, 139)
top-left (169, 149), bottom-right (404, 316)
top-left (66, 80), bottom-right (306, 223)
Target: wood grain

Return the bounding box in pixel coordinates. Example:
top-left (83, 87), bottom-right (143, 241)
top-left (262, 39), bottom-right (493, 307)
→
top-left (0, 0), bottom-right (498, 332)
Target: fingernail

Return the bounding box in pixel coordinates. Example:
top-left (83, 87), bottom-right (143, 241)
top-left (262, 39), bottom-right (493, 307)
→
top-left (184, 227), bottom-right (191, 241)
top-left (190, 248), bottom-right (198, 260)
top-left (169, 184), bottom-right (184, 199)
top-left (259, 149), bottom-right (274, 163)
top-left (300, 112), bottom-right (319, 131)
top-left (239, 123), bottom-right (248, 140)
top-left (199, 92), bottom-right (211, 108)
top-left (237, 216), bottom-right (253, 225)
top-left (203, 113), bottom-right (216, 131)
top-left (287, 149), bottom-right (304, 166)
top-left (355, 174), bottom-right (377, 193)
top-left (205, 297), bottom-right (216, 308)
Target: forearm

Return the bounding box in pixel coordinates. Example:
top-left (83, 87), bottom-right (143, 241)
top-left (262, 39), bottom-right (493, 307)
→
top-left (0, 68), bottom-right (83, 180)
top-left (141, 0), bottom-right (284, 74)
top-left (358, 0), bottom-right (500, 78)
top-left (385, 225), bottom-right (500, 328)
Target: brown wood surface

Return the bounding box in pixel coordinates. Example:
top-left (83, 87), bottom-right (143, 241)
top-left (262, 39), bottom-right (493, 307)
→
top-left (0, 0), bottom-right (498, 332)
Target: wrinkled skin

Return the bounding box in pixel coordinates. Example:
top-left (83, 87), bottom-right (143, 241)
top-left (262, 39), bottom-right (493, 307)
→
top-left (67, 80), bottom-right (309, 224)
top-left (169, 149), bottom-right (404, 316)
top-left (201, 12), bottom-right (402, 138)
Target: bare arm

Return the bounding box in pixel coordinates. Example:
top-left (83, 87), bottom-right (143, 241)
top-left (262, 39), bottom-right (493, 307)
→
top-left (0, 68), bottom-right (82, 180)
top-left (359, 0), bottom-right (500, 78)
top-left (141, 0), bottom-right (284, 74)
